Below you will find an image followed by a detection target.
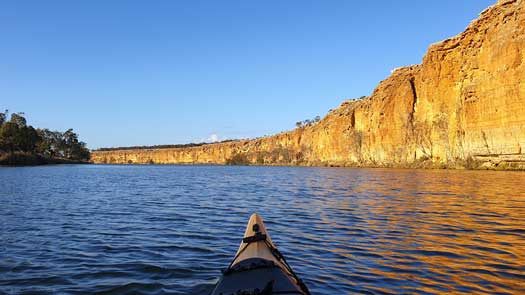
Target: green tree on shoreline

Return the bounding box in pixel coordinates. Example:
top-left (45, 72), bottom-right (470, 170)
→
top-left (0, 110), bottom-right (90, 161)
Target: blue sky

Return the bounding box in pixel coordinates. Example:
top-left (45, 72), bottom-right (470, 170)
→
top-left (1, 0), bottom-right (495, 149)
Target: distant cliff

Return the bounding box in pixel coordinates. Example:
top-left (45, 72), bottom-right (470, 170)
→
top-left (91, 0), bottom-right (525, 170)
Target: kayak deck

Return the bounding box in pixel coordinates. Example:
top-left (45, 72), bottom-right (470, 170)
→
top-left (211, 213), bottom-right (310, 295)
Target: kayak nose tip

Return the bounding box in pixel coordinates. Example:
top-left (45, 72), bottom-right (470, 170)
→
top-left (250, 212), bottom-right (262, 221)
top-left (247, 213), bottom-right (266, 232)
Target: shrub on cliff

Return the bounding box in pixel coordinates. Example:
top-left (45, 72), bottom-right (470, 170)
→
top-left (295, 116), bottom-right (322, 129)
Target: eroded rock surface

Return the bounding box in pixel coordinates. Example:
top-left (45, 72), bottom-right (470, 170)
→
top-left (91, 0), bottom-right (525, 170)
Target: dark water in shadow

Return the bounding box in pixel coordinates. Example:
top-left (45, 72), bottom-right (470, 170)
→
top-left (1, 165), bottom-right (524, 294)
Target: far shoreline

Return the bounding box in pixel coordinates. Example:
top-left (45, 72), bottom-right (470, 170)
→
top-left (90, 161), bottom-right (525, 172)
top-left (0, 152), bottom-right (91, 167)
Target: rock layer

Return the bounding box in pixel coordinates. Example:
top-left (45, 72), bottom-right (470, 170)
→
top-left (91, 0), bottom-right (525, 170)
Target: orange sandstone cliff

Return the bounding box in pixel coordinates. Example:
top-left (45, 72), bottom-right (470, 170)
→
top-left (91, 0), bottom-right (525, 170)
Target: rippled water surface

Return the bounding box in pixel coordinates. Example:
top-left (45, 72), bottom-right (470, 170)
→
top-left (1, 165), bottom-right (525, 294)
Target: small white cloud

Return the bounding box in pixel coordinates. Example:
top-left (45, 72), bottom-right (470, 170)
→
top-left (207, 133), bottom-right (219, 142)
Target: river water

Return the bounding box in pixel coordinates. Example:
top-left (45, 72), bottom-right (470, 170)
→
top-left (0, 165), bottom-right (524, 294)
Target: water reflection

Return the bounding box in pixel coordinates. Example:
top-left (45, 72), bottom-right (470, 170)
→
top-left (0, 166), bottom-right (524, 294)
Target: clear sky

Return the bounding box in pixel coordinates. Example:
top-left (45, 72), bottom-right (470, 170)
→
top-left (1, 0), bottom-right (495, 149)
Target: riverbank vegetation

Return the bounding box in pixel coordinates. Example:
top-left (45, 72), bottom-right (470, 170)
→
top-left (0, 110), bottom-right (90, 165)
top-left (95, 139), bottom-right (239, 151)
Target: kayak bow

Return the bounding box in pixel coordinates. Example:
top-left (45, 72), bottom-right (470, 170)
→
top-left (211, 213), bottom-right (310, 295)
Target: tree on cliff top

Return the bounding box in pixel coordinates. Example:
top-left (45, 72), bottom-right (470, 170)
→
top-left (295, 116), bottom-right (321, 129)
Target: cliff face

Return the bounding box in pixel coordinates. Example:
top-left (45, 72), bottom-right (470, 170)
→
top-left (91, 0), bottom-right (525, 170)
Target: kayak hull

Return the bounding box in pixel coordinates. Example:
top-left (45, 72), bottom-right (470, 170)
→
top-left (211, 259), bottom-right (304, 294)
top-left (210, 213), bottom-right (309, 295)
